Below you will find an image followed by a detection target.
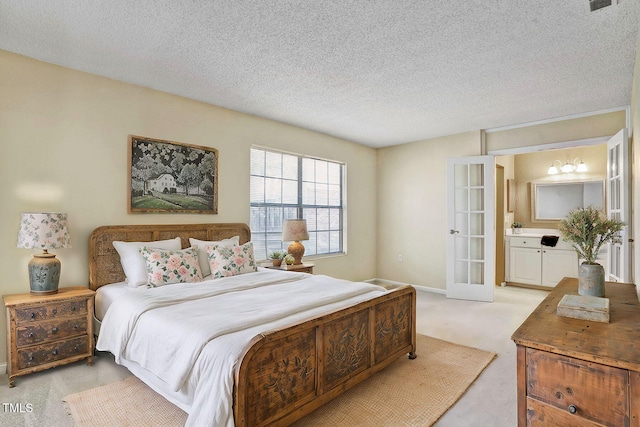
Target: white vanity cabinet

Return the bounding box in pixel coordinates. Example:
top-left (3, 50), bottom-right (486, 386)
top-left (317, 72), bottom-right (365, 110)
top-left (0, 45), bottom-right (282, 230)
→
top-left (508, 237), bottom-right (542, 286)
top-left (506, 235), bottom-right (578, 287)
top-left (541, 247), bottom-right (579, 287)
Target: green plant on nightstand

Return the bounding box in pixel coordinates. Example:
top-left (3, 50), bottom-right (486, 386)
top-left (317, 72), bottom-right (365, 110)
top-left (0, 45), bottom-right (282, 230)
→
top-left (283, 254), bottom-right (295, 265)
top-left (268, 251), bottom-right (286, 267)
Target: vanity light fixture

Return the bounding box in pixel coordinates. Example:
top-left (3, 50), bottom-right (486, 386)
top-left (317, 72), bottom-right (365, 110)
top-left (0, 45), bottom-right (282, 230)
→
top-left (547, 158), bottom-right (587, 175)
top-left (547, 160), bottom-right (562, 175)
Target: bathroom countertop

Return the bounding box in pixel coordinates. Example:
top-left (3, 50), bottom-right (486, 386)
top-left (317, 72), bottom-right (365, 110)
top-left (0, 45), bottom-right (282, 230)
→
top-left (505, 228), bottom-right (560, 238)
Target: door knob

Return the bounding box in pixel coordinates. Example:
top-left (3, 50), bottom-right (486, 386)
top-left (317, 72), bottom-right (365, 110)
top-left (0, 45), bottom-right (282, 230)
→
top-left (449, 229), bottom-right (459, 235)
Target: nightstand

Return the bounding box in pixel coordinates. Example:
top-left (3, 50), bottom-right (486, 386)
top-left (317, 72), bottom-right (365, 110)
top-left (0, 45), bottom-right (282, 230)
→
top-left (264, 263), bottom-right (314, 274)
top-left (3, 287), bottom-right (95, 387)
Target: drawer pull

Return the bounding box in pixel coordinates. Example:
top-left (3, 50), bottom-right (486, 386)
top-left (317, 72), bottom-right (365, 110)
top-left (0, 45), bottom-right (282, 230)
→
top-left (52, 308), bottom-right (57, 315)
top-left (30, 312), bottom-right (36, 319)
top-left (52, 348), bottom-right (59, 356)
top-left (73, 346), bottom-right (79, 351)
top-left (52, 327), bottom-right (58, 334)
top-left (28, 354), bottom-right (33, 362)
top-left (28, 332), bottom-right (34, 338)
top-left (568, 404), bottom-right (577, 414)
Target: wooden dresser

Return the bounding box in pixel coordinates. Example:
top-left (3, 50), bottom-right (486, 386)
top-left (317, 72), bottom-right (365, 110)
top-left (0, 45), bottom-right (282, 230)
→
top-left (512, 277), bottom-right (640, 426)
top-left (4, 287), bottom-right (95, 387)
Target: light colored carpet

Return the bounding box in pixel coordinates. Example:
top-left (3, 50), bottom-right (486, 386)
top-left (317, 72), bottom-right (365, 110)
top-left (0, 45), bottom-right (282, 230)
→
top-left (63, 334), bottom-right (496, 427)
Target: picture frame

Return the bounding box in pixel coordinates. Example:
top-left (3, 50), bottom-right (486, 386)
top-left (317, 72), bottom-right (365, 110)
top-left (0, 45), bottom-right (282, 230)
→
top-left (128, 135), bottom-right (218, 214)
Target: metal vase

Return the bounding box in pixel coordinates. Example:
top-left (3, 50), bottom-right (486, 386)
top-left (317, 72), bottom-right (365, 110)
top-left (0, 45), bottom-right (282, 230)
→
top-left (578, 263), bottom-right (605, 297)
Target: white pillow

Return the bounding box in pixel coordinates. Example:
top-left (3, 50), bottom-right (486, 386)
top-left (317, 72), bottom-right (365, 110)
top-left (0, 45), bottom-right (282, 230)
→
top-left (113, 237), bottom-right (182, 287)
top-left (189, 236), bottom-right (240, 276)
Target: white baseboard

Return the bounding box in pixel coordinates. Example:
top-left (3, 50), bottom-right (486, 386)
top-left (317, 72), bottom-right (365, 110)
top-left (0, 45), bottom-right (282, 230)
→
top-left (364, 278), bottom-right (446, 295)
top-left (1, 362), bottom-right (6, 375)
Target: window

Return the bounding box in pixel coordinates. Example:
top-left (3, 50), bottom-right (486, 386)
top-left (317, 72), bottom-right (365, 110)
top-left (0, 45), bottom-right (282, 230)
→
top-left (250, 147), bottom-right (345, 260)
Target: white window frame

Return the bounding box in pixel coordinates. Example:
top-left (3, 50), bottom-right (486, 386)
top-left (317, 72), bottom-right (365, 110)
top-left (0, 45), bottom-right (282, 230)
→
top-left (250, 146), bottom-right (345, 261)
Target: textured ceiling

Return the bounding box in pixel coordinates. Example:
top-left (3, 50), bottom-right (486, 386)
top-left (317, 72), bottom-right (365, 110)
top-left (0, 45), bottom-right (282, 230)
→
top-left (1, 1), bottom-right (639, 147)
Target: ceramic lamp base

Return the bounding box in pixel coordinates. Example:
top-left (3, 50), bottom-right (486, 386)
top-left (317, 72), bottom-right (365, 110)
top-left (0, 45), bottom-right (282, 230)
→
top-left (28, 252), bottom-right (60, 295)
top-left (287, 241), bottom-right (305, 265)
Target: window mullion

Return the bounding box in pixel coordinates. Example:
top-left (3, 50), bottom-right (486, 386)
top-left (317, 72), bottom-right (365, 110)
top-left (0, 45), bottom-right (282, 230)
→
top-left (297, 156), bottom-right (303, 219)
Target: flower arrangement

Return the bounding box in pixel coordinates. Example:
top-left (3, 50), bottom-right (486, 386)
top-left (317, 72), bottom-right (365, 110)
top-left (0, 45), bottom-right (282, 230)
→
top-left (559, 206), bottom-right (624, 265)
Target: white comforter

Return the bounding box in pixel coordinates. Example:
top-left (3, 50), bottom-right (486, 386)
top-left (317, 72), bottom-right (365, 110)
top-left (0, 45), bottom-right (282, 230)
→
top-left (96, 269), bottom-right (386, 426)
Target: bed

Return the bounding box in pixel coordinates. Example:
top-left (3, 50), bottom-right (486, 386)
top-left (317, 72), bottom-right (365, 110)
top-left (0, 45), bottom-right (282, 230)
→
top-left (89, 223), bottom-right (416, 427)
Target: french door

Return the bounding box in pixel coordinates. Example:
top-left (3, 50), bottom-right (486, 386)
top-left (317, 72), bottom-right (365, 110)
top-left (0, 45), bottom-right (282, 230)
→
top-left (446, 156), bottom-right (495, 302)
top-left (606, 129), bottom-right (630, 282)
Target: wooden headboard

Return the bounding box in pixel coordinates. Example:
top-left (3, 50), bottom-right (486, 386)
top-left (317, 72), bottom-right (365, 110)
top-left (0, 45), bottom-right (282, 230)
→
top-left (88, 223), bottom-right (251, 291)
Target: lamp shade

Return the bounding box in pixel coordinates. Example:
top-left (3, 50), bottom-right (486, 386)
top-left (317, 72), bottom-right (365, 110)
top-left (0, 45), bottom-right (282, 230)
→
top-left (282, 219), bottom-right (309, 242)
top-left (17, 212), bottom-right (71, 250)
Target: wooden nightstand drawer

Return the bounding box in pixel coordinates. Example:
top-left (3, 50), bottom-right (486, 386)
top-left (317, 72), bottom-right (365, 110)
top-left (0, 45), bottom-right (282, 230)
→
top-left (16, 316), bottom-right (87, 347)
top-left (15, 299), bottom-right (87, 324)
top-left (4, 287), bottom-right (95, 387)
top-left (17, 335), bottom-right (88, 370)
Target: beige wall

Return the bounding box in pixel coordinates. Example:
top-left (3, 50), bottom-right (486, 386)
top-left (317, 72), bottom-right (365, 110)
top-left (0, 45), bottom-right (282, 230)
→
top-left (512, 145), bottom-right (608, 228)
top-left (486, 110), bottom-right (626, 152)
top-left (376, 131), bottom-right (482, 289)
top-left (495, 155), bottom-right (515, 229)
top-left (0, 50), bottom-right (378, 365)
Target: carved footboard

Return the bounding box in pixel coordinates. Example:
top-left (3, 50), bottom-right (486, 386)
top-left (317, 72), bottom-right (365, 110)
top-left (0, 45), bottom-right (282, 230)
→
top-left (234, 285), bottom-right (416, 427)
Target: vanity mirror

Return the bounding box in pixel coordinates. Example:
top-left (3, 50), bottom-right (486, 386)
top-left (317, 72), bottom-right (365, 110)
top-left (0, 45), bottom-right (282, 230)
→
top-left (531, 180), bottom-right (604, 221)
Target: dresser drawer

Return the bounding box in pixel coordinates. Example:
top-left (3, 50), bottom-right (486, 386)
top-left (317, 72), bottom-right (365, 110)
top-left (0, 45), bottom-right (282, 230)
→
top-left (16, 316), bottom-right (87, 348)
top-left (526, 348), bottom-right (628, 426)
top-left (510, 237), bottom-right (542, 248)
top-left (15, 299), bottom-right (87, 324)
top-left (16, 336), bottom-right (89, 370)
top-left (526, 398), bottom-right (605, 427)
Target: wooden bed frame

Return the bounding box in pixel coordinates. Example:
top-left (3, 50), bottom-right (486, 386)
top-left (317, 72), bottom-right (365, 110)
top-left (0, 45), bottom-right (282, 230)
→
top-left (89, 223), bottom-right (416, 427)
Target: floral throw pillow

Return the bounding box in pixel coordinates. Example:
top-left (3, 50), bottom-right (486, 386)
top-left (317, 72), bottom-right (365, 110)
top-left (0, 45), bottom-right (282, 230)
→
top-left (205, 242), bottom-right (257, 279)
top-left (138, 246), bottom-right (203, 287)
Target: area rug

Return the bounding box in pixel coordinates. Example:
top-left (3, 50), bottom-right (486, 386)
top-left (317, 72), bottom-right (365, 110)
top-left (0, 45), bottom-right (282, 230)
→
top-left (63, 334), bottom-right (496, 426)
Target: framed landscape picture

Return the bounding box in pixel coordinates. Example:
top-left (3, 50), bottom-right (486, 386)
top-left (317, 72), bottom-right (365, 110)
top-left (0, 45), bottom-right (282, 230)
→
top-left (128, 135), bottom-right (218, 214)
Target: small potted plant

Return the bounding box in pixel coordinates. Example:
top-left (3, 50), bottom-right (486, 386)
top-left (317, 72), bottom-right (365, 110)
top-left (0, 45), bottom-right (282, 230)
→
top-left (283, 254), bottom-right (295, 266)
top-left (559, 206), bottom-right (624, 297)
top-left (511, 221), bottom-right (524, 234)
top-left (268, 251), bottom-right (286, 267)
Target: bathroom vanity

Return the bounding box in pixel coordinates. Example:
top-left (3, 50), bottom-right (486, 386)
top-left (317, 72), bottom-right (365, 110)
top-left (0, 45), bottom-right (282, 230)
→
top-left (505, 229), bottom-right (580, 287)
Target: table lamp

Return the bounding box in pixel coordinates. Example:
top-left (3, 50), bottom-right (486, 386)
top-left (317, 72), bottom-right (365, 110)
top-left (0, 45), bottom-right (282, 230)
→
top-left (17, 212), bottom-right (71, 295)
top-left (282, 219), bottom-right (309, 265)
